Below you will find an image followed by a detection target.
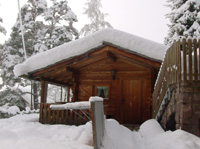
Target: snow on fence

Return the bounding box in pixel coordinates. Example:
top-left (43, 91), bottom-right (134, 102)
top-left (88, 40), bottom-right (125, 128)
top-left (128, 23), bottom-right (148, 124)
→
top-left (152, 39), bottom-right (200, 118)
top-left (39, 103), bottom-right (91, 125)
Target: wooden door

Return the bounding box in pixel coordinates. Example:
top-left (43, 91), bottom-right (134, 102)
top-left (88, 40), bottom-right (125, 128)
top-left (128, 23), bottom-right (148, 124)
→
top-left (120, 79), bottom-right (142, 124)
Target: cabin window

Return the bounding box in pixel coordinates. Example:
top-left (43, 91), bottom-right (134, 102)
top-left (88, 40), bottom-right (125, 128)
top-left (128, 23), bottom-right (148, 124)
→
top-left (96, 86), bottom-right (108, 98)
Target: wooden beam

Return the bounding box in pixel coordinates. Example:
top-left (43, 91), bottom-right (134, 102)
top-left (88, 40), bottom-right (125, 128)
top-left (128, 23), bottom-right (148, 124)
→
top-left (107, 51), bottom-right (117, 62)
top-left (41, 77), bottom-right (72, 87)
top-left (66, 67), bottom-right (80, 75)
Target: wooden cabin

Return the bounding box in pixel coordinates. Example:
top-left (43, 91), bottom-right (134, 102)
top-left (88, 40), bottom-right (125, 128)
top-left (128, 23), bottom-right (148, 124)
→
top-left (14, 29), bottom-right (166, 125)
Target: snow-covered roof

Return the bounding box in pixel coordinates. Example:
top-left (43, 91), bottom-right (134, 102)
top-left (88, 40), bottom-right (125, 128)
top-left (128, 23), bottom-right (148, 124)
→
top-left (14, 28), bottom-right (167, 77)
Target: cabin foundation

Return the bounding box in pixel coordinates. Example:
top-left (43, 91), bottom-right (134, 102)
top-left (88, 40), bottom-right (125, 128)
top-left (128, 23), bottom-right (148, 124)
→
top-left (159, 82), bottom-right (200, 137)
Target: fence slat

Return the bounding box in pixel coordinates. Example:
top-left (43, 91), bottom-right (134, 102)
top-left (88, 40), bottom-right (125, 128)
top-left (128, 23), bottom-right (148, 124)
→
top-left (177, 41), bottom-right (181, 82)
top-left (188, 39), bottom-right (193, 81)
top-left (183, 39), bottom-right (187, 81)
top-left (52, 110), bottom-right (55, 123)
top-left (44, 104), bottom-right (47, 124)
top-left (47, 104), bottom-right (51, 123)
top-left (194, 39), bottom-right (198, 81)
top-left (39, 104), bottom-right (44, 123)
top-left (199, 39), bottom-right (200, 80)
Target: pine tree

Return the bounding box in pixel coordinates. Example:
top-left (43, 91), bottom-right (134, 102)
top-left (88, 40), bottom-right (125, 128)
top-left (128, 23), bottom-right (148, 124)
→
top-left (80, 0), bottom-right (112, 36)
top-left (1, 0), bottom-right (48, 110)
top-left (44, 0), bottom-right (79, 49)
top-left (1, 0), bottom-right (79, 111)
top-left (0, 17), bottom-right (6, 35)
top-left (165, 0), bottom-right (200, 46)
top-left (0, 12), bottom-right (6, 70)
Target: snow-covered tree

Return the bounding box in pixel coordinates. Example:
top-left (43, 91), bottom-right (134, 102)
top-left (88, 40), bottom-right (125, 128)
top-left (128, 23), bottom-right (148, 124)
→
top-left (1, 0), bottom-right (79, 111)
top-left (80, 0), bottom-right (112, 36)
top-left (165, 0), bottom-right (200, 46)
top-left (2, 0), bottom-right (48, 85)
top-left (44, 0), bottom-right (79, 49)
top-left (1, 0), bottom-right (48, 110)
top-left (0, 14), bottom-right (6, 70)
top-left (0, 17), bottom-right (6, 35)
top-left (0, 87), bottom-right (27, 111)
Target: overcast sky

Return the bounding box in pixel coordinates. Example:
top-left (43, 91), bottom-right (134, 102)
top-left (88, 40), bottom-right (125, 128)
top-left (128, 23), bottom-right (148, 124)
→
top-left (0, 0), bottom-right (170, 44)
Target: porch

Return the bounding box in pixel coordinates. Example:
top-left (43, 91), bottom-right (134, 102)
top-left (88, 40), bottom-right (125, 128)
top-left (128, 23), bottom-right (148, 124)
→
top-left (39, 103), bottom-right (91, 125)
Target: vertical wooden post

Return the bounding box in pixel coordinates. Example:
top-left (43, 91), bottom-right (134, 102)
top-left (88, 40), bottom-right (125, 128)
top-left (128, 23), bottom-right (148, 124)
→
top-left (72, 75), bottom-right (79, 102)
top-left (67, 86), bottom-right (70, 102)
top-left (41, 80), bottom-right (48, 103)
top-left (40, 80), bottom-right (48, 123)
top-left (91, 101), bottom-right (105, 149)
top-left (33, 82), bottom-right (38, 109)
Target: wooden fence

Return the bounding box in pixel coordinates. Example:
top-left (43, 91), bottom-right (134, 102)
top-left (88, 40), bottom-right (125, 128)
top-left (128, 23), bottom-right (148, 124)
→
top-left (39, 103), bottom-right (90, 125)
top-left (152, 39), bottom-right (200, 118)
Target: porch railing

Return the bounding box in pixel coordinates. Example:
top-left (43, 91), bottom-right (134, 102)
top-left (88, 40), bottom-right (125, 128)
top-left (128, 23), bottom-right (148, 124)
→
top-left (152, 39), bottom-right (200, 118)
top-left (39, 103), bottom-right (90, 125)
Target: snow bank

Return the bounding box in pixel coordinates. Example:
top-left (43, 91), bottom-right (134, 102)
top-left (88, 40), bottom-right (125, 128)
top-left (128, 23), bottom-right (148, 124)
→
top-left (0, 114), bottom-right (93, 149)
top-left (101, 119), bottom-right (143, 149)
top-left (101, 119), bottom-right (200, 149)
top-left (7, 106), bottom-right (20, 115)
top-left (139, 119), bottom-right (164, 139)
top-left (14, 28), bottom-right (166, 77)
top-left (1, 114), bottom-right (200, 149)
top-left (0, 106), bottom-right (20, 115)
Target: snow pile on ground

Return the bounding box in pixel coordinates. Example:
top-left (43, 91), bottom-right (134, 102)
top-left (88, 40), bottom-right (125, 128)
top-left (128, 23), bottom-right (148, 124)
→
top-left (1, 114), bottom-right (200, 149)
top-left (14, 28), bottom-right (166, 77)
top-left (101, 119), bottom-right (200, 149)
top-left (0, 105), bottom-right (39, 117)
top-left (0, 114), bottom-right (93, 149)
top-left (0, 105), bottom-right (20, 115)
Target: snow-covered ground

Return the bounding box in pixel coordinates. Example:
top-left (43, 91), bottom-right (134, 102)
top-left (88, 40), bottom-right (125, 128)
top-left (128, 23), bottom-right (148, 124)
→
top-left (0, 114), bottom-right (200, 149)
top-left (102, 119), bottom-right (200, 149)
top-left (0, 114), bottom-right (93, 149)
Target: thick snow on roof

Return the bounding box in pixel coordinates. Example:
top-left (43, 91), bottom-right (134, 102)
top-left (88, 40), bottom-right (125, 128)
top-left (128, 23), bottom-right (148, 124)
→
top-left (14, 28), bottom-right (167, 77)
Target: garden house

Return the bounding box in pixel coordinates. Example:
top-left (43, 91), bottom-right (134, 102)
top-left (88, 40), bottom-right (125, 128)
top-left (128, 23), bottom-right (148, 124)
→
top-left (14, 29), bottom-right (166, 125)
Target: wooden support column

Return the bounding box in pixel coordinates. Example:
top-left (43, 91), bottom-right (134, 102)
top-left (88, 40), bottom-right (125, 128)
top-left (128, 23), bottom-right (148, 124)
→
top-left (41, 80), bottom-right (48, 103)
top-left (72, 75), bottom-right (79, 102)
top-left (66, 67), bottom-right (80, 102)
top-left (67, 86), bottom-right (70, 102)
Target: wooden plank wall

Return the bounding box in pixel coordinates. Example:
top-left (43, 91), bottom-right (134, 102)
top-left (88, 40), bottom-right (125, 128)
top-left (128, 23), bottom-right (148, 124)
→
top-left (152, 39), bottom-right (200, 118)
top-left (76, 52), bottom-right (152, 123)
